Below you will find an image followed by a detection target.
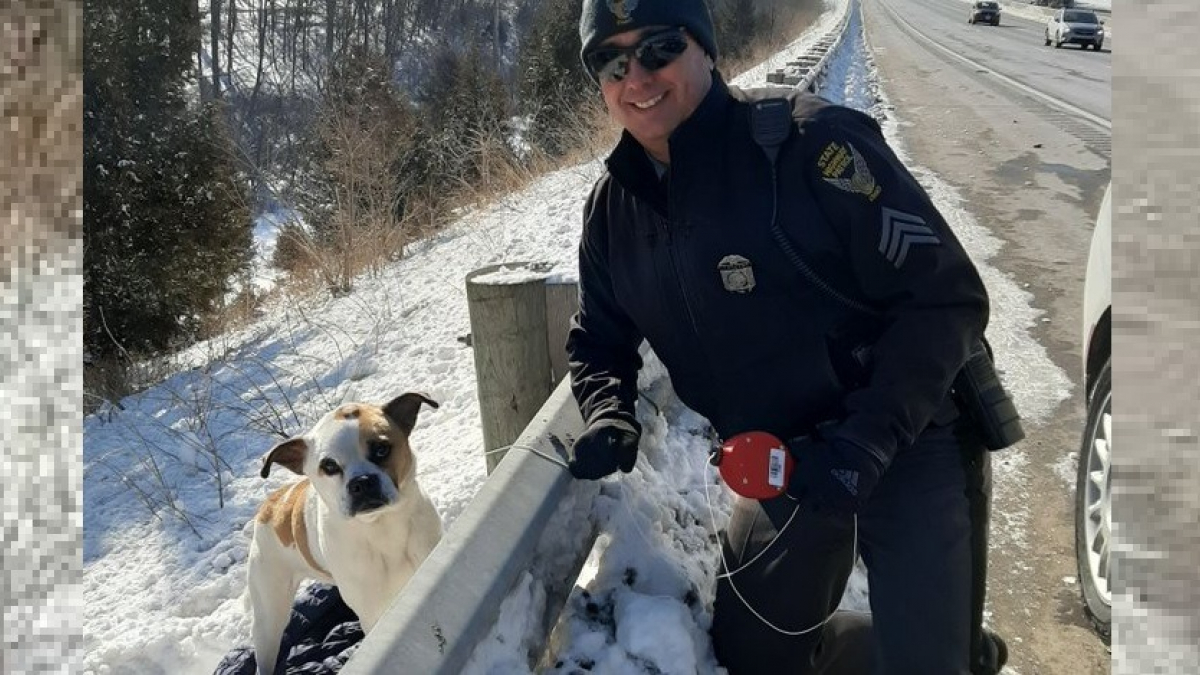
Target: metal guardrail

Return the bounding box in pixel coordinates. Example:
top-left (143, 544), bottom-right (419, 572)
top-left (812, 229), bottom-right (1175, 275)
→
top-left (765, 0), bottom-right (853, 91)
top-left (799, 1), bottom-right (854, 92)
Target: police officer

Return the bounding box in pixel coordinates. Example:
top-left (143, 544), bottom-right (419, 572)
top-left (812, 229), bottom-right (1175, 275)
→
top-left (564, 0), bottom-right (1012, 673)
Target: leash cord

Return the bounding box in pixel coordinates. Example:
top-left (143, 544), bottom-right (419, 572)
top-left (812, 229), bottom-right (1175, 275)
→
top-left (703, 472), bottom-right (859, 637)
top-left (492, 443), bottom-right (661, 549)
top-left (495, 441), bottom-right (857, 637)
top-left (484, 442), bottom-right (570, 468)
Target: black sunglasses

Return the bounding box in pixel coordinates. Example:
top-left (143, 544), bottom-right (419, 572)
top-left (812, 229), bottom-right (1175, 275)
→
top-left (584, 27), bottom-right (690, 84)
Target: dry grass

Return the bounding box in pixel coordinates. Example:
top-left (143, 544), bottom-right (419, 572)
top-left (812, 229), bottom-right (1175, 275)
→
top-left (442, 124), bottom-right (551, 209)
top-left (83, 353), bottom-right (179, 416)
top-left (722, 0), bottom-right (828, 80)
top-left (192, 0), bottom-right (829, 361)
top-left (556, 95), bottom-right (625, 169)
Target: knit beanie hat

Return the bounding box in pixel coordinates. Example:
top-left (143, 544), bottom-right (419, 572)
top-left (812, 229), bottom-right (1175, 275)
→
top-left (579, 0), bottom-right (719, 67)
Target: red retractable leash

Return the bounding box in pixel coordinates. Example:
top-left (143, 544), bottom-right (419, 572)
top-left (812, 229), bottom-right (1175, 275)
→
top-left (709, 431), bottom-right (795, 500)
top-left (706, 430), bottom-right (859, 636)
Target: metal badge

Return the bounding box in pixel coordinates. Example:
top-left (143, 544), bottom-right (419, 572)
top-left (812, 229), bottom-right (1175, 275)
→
top-left (718, 254), bottom-right (756, 293)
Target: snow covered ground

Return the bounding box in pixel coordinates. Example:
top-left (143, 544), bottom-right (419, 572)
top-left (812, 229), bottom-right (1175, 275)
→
top-left (81, 0), bottom-right (1067, 673)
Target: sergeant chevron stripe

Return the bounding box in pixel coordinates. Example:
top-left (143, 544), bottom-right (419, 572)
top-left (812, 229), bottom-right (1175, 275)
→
top-left (879, 207), bottom-right (940, 268)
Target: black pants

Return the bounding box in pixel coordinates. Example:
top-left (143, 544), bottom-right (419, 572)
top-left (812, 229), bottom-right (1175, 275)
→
top-left (711, 421), bottom-right (994, 675)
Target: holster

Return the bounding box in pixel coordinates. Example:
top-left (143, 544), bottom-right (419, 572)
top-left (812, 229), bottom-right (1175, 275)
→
top-left (951, 339), bottom-right (1025, 451)
top-left (828, 331), bottom-right (1024, 451)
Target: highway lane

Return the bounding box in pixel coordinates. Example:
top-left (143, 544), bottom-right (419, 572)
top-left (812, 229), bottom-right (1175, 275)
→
top-left (877, 0), bottom-right (1111, 123)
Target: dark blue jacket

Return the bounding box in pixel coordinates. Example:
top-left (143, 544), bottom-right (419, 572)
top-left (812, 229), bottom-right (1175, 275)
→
top-left (213, 584), bottom-right (362, 675)
top-left (566, 76), bottom-right (988, 468)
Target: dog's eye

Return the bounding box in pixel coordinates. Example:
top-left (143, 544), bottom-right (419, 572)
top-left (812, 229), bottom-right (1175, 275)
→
top-left (368, 440), bottom-right (391, 463)
top-left (319, 458), bottom-right (342, 475)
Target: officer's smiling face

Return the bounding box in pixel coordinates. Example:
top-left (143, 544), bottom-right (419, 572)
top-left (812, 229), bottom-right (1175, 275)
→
top-left (597, 27), bottom-right (714, 164)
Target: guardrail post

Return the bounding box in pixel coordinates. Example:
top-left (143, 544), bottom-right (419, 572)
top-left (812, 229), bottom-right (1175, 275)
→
top-left (544, 279), bottom-right (580, 385)
top-left (466, 262), bottom-right (555, 474)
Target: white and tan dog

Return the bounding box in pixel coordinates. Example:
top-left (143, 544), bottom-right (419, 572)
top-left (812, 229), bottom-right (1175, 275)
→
top-left (247, 393), bottom-right (442, 675)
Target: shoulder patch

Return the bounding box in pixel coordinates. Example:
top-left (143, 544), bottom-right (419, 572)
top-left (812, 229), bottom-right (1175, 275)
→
top-left (818, 141), bottom-right (881, 202)
top-left (879, 207), bottom-right (941, 268)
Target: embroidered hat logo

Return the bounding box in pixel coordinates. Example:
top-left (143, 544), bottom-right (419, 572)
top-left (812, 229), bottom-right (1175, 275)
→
top-left (606, 0), bottom-right (639, 24)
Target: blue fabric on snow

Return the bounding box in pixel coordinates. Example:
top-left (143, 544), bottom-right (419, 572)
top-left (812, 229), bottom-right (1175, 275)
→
top-left (212, 584), bottom-right (363, 675)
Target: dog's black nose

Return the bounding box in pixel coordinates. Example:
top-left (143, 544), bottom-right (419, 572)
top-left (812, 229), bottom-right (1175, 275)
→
top-left (348, 474), bottom-right (380, 496)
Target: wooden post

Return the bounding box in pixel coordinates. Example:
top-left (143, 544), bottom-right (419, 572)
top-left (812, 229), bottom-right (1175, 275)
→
top-left (466, 262), bottom-right (554, 474)
top-left (544, 279), bottom-right (580, 386)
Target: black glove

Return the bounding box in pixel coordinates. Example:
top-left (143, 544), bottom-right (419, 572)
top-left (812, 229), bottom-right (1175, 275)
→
top-left (568, 418), bottom-right (640, 480)
top-left (786, 435), bottom-right (884, 515)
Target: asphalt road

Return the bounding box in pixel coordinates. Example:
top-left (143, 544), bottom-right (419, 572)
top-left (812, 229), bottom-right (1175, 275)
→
top-left (862, 0), bottom-right (1112, 671)
top-left (882, 0), bottom-right (1111, 123)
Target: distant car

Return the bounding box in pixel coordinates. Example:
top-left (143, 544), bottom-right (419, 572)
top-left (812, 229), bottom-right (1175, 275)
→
top-left (1045, 9), bottom-right (1105, 50)
top-left (1076, 184), bottom-right (1111, 642)
top-left (968, 1), bottom-right (1001, 25)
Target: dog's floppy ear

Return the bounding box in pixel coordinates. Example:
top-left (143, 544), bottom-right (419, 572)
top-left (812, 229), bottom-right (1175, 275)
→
top-left (383, 392), bottom-right (440, 435)
top-left (261, 438), bottom-right (308, 478)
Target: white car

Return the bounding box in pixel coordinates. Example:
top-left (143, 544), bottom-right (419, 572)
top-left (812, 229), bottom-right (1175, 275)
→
top-left (1076, 184), bottom-right (1111, 641)
top-left (1045, 9), bottom-right (1106, 50)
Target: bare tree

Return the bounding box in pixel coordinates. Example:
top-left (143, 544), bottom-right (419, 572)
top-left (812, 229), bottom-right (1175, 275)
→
top-left (226, 0), bottom-right (236, 93)
top-left (382, 0), bottom-right (395, 59)
top-left (194, 0), bottom-right (207, 99)
top-left (325, 0), bottom-right (335, 60)
top-left (355, 0), bottom-right (370, 51)
top-left (210, 0), bottom-right (222, 97)
top-left (492, 0), bottom-right (499, 65)
top-left (250, 0), bottom-right (268, 114)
